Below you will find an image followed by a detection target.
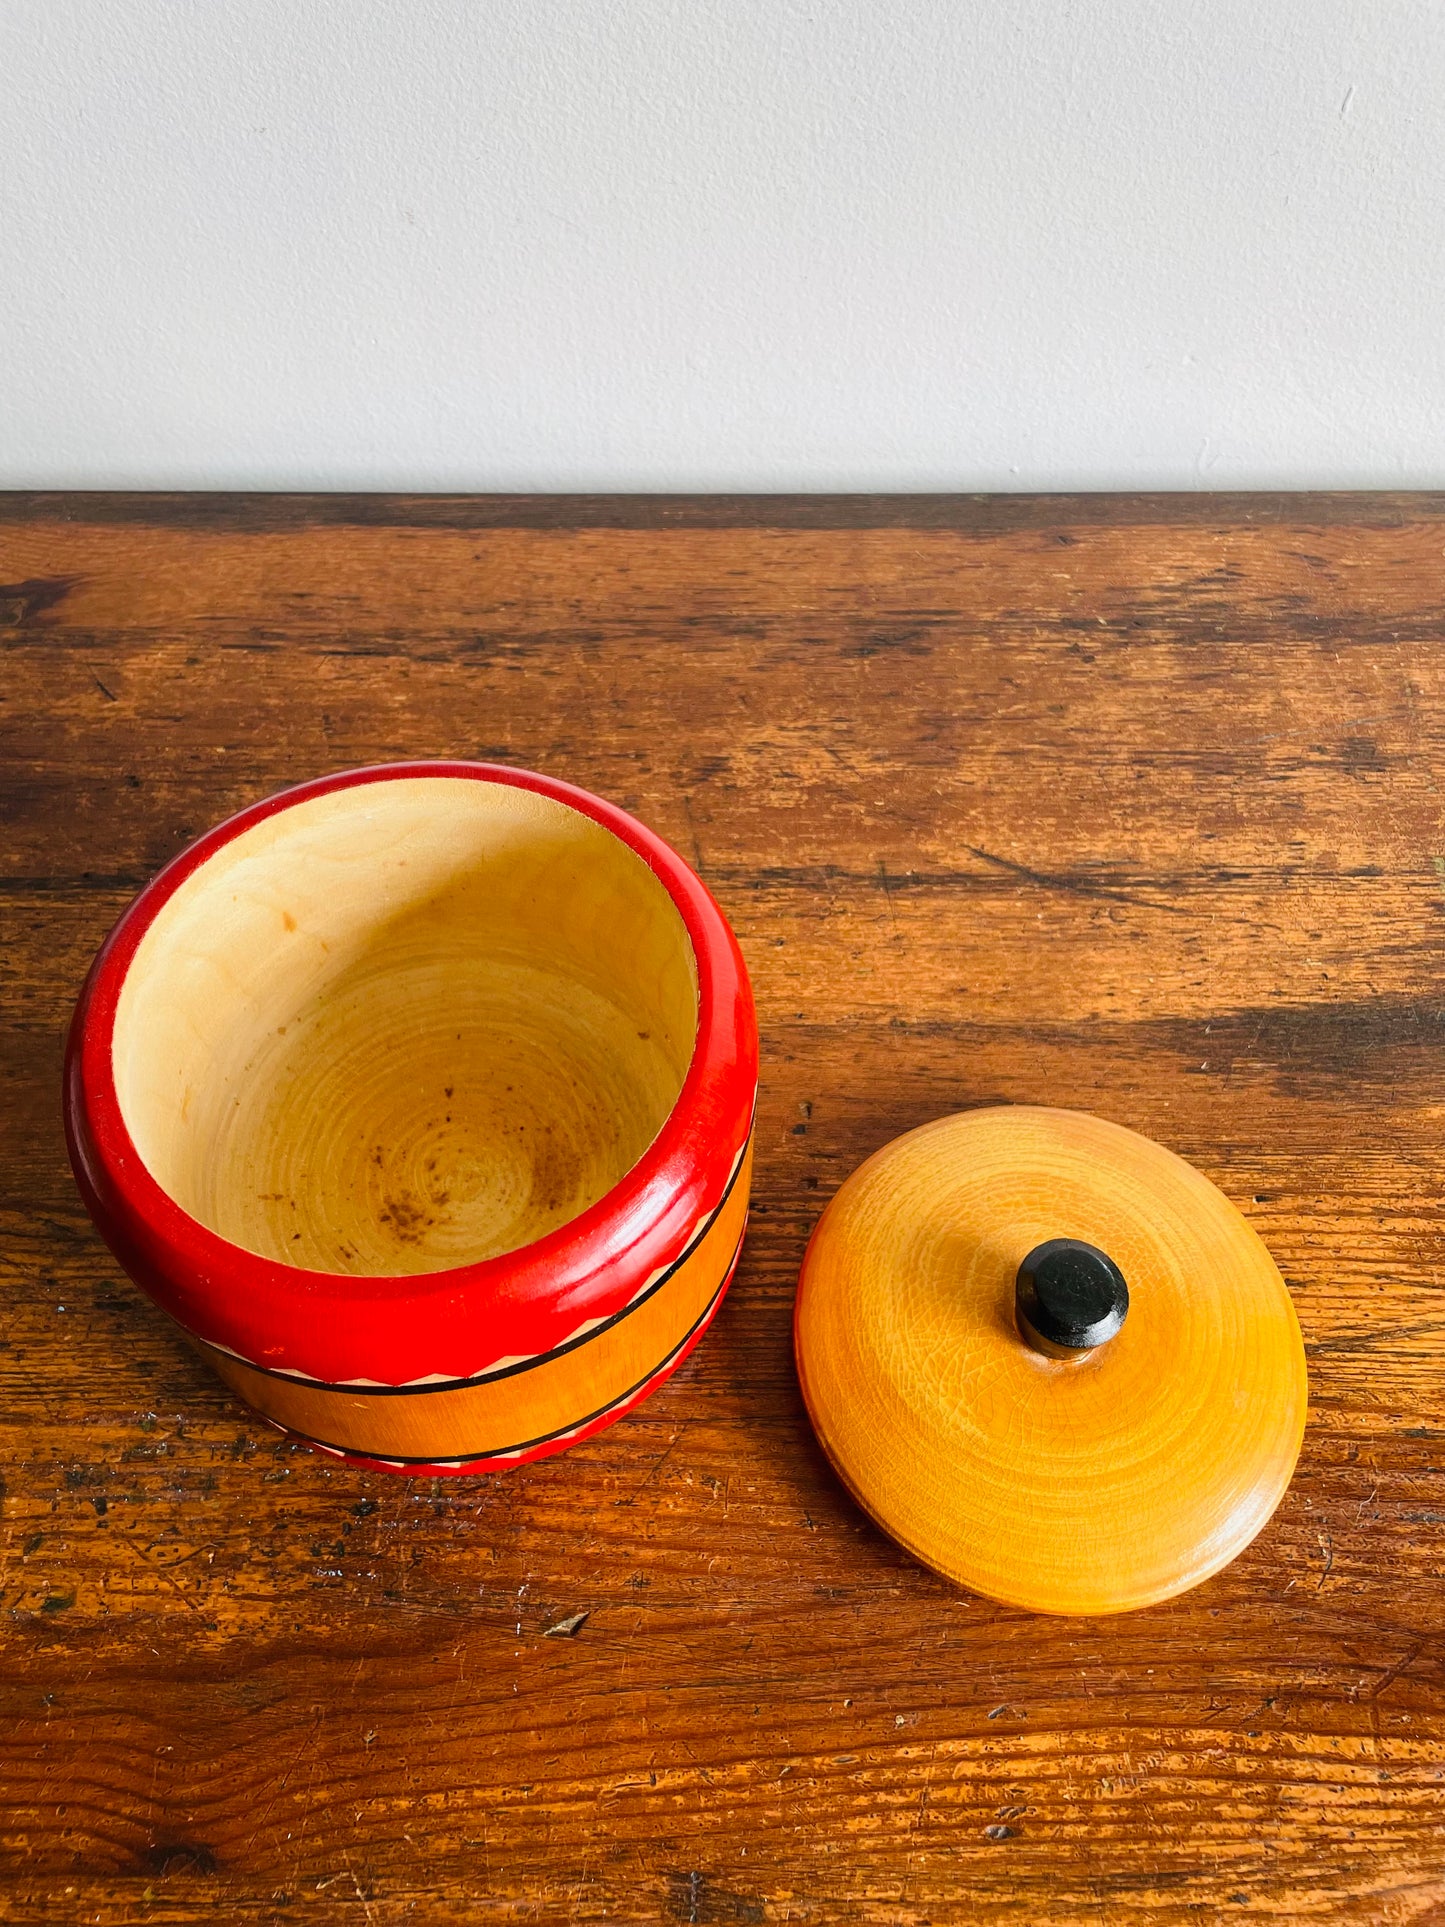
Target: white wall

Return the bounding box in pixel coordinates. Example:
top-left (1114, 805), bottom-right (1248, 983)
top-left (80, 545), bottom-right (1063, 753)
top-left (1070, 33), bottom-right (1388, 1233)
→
top-left (3, 0), bottom-right (1443, 493)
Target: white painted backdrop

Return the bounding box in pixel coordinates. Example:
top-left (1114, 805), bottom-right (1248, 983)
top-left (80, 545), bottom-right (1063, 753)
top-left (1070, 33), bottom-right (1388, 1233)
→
top-left (2, 1), bottom-right (1442, 491)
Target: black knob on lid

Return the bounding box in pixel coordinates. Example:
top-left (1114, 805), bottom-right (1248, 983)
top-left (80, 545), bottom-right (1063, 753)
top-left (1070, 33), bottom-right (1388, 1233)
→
top-left (1015, 1239), bottom-right (1128, 1355)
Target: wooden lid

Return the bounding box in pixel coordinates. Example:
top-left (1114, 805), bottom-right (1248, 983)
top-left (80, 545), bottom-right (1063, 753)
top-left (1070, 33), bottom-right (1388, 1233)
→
top-left (794, 1107), bottom-right (1307, 1615)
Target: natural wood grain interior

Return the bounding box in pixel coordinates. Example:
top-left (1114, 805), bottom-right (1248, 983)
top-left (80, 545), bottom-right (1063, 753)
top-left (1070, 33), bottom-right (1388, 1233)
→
top-left (111, 776), bottom-right (697, 1275)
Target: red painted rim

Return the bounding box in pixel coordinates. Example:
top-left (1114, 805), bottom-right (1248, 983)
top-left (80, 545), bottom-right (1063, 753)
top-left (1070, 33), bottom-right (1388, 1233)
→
top-left (294, 1229), bottom-right (744, 1476)
top-left (65, 763), bottom-right (758, 1386)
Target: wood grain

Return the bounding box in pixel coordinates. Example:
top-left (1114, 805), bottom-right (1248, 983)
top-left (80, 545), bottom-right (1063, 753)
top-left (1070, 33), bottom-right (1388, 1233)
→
top-left (114, 774), bottom-right (699, 1279)
top-left (4, 491), bottom-right (1445, 1922)
top-left (795, 1107), bottom-right (1308, 1615)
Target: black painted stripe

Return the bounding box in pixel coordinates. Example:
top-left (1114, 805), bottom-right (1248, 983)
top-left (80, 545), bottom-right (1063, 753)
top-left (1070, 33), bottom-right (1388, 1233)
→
top-left (215, 1125), bottom-right (752, 1396)
top-left (292, 1228), bottom-right (744, 1467)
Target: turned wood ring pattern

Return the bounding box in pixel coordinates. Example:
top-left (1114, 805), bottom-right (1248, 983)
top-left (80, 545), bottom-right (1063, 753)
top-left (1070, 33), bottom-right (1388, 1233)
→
top-left (794, 1106), bottom-right (1308, 1615)
top-left (66, 763), bottom-right (758, 1473)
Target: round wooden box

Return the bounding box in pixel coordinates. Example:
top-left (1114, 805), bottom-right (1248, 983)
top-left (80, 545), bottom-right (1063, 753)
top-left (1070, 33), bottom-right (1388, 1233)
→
top-left (65, 763), bottom-right (758, 1473)
top-left (795, 1106), bottom-right (1307, 1614)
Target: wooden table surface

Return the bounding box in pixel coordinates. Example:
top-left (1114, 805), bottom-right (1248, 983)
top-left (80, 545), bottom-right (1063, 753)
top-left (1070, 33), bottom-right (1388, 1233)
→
top-left (4, 491), bottom-right (1445, 1925)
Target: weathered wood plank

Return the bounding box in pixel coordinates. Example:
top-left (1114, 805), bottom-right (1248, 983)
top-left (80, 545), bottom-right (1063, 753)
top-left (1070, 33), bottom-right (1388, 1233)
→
top-left (3, 493), bottom-right (1445, 1924)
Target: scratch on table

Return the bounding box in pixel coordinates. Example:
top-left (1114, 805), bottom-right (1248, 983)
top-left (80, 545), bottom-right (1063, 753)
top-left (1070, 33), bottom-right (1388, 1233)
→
top-left (624, 1424), bottom-right (690, 1503)
top-left (1316, 1529), bottom-right (1334, 1590)
top-left (122, 1534), bottom-right (206, 1617)
top-left (1362, 1642), bottom-right (1423, 1703)
top-left (681, 791), bottom-right (707, 876)
top-left (344, 1858), bottom-right (376, 1927)
top-left (963, 844), bottom-right (1189, 915)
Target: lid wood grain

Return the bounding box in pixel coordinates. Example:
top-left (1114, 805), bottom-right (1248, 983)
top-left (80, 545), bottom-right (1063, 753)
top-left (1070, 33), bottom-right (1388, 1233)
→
top-left (794, 1106), bottom-right (1307, 1615)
